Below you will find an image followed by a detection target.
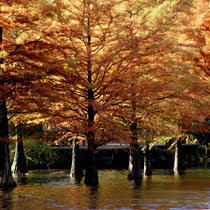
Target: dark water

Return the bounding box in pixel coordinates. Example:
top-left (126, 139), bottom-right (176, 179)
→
top-left (0, 168), bottom-right (209, 209)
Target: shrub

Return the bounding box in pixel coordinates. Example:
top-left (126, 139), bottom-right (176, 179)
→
top-left (24, 139), bottom-right (58, 169)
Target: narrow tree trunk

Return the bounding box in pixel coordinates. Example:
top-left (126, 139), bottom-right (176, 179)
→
top-left (144, 144), bottom-right (152, 176)
top-left (202, 145), bottom-right (208, 168)
top-left (11, 132), bottom-right (28, 174)
top-left (173, 142), bottom-right (180, 174)
top-left (0, 98), bottom-right (16, 187)
top-left (70, 138), bottom-right (83, 179)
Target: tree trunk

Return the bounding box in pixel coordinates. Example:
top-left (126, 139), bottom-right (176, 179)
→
top-left (11, 132), bottom-right (28, 174)
top-left (84, 86), bottom-right (98, 186)
top-left (127, 99), bottom-right (142, 182)
top-left (127, 114), bottom-right (142, 183)
top-left (84, 149), bottom-right (98, 186)
top-left (70, 138), bottom-right (83, 180)
top-left (0, 98), bottom-right (16, 187)
top-left (127, 143), bottom-right (142, 182)
top-left (173, 142), bottom-right (181, 174)
top-left (144, 144), bottom-right (152, 176)
top-left (84, 90), bottom-right (99, 186)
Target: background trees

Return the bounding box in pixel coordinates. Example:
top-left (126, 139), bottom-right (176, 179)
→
top-left (0, 0), bottom-right (209, 187)
top-left (0, 0), bottom-right (47, 186)
top-left (35, 0), bottom-right (209, 185)
top-left (36, 0), bottom-right (146, 185)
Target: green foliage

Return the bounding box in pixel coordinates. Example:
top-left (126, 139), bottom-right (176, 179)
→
top-left (63, 59), bottom-right (78, 72)
top-left (197, 144), bottom-right (208, 167)
top-left (24, 139), bottom-right (58, 168)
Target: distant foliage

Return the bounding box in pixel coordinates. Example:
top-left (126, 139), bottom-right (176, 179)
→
top-left (24, 139), bottom-right (58, 169)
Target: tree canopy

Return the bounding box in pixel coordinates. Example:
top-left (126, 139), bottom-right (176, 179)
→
top-left (0, 0), bottom-right (209, 186)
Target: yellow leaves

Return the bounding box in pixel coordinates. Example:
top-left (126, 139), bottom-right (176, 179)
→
top-left (0, 50), bottom-right (9, 59)
top-left (15, 32), bottom-right (29, 44)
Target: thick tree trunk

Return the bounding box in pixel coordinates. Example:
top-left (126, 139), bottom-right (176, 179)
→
top-left (85, 87), bottom-right (98, 186)
top-left (84, 95), bottom-right (98, 186)
top-left (144, 144), bottom-right (152, 176)
top-left (127, 121), bottom-right (142, 182)
top-left (0, 143), bottom-right (16, 187)
top-left (127, 144), bottom-right (142, 182)
top-left (70, 138), bottom-right (83, 179)
top-left (11, 133), bottom-right (28, 174)
top-left (127, 99), bottom-right (142, 182)
top-left (0, 98), bottom-right (16, 187)
top-left (84, 149), bottom-right (98, 186)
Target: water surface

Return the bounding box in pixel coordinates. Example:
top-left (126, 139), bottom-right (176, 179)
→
top-left (0, 168), bottom-right (209, 209)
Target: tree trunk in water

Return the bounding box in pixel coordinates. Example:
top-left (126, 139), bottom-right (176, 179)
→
top-left (84, 149), bottom-right (98, 186)
top-left (0, 98), bottom-right (16, 187)
top-left (0, 143), bottom-right (16, 187)
top-left (144, 144), bottom-right (152, 176)
top-left (84, 98), bottom-right (99, 186)
top-left (173, 142), bottom-right (181, 175)
top-left (11, 133), bottom-right (28, 174)
top-left (70, 138), bottom-right (83, 180)
top-left (127, 118), bottom-right (142, 182)
top-left (84, 87), bottom-right (98, 186)
top-left (127, 144), bottom-right (142, 182)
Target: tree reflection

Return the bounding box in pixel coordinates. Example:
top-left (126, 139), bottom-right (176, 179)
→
top-left (86, 186), bottom-right (99, 209)
top-left (133, 179), bottom-right (142, 188)
top-left (0, 188), bottom-right (13, 209)
top-left (142, 175), bottom-right (153, 190)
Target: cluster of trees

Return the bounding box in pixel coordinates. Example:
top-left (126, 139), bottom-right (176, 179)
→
top-left (0, 0), bottom-right (209, 187)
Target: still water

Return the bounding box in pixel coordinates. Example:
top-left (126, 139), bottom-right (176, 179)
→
top-left (0, 168), bottom-right (209, 209)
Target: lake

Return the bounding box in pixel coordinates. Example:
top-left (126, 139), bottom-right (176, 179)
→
top-left (0, 168), bottom-right (209, 209)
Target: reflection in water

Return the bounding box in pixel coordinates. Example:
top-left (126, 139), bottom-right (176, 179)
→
top-left (0, 187), bottom-right (14, 209)
top-left (142, 175), bottom-right (153, 190)
top-left (0, 168), bottom-right (209, 209)
top-left (143, 175), bottom-right (152, 183)
top-left (132, 181), bottom-right (141, 191)
top-left (86, 186), bottom-right (99, 209)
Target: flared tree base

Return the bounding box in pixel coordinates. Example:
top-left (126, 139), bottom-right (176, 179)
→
top-left (127, 147), bottom-right (142, 183)
top-left (11, 141), bottom-right (28, 174)
top-left (0, 174), bottom-right (17, 188)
